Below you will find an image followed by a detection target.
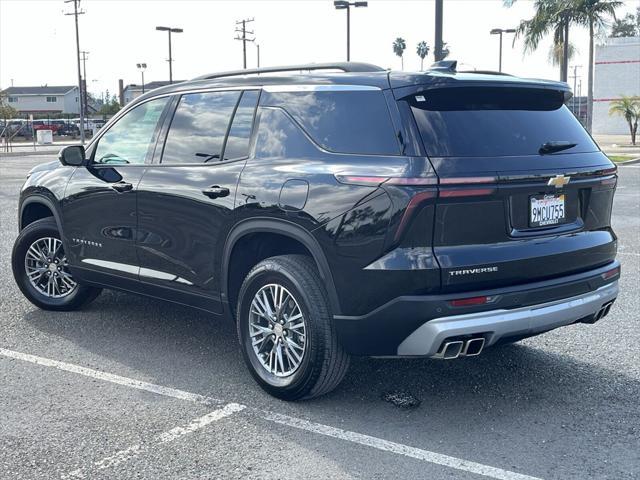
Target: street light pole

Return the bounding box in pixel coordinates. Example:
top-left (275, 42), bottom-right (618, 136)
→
top-left (137, 63), bottom-right (147, 94)
top-left (156, 26), bottom-right (183, 83)
top-left (64, 0), bottom-right (85, 144)
top-left (256, 44), bottom-right (260, 68)
top-left (490, 28), bottom-right (516, 72)
top-left (434, 0), bottom-right (443, 61)
top-left (333, 1), bottom-right (367, 62)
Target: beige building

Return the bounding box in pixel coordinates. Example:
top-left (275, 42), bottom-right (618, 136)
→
top-left (592, 36), bottom-right (640, 135)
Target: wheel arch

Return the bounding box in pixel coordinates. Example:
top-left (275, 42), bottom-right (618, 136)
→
top-left (222, 218), bottom-right (341, 317)
top-left (20, 194), bottom-right (64, 234)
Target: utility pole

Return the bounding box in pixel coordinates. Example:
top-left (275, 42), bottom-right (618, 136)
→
top-left (256, 43), bottom-right (260, 68)
top-left (64, 0), bottom-right (85, 144)
top-left (569, 65), bottom-right (582, 116)
top-left (434, 0), bottom-right (444, 61)
top-left (80, 50), bottom-right (89, 119)
top-left (234, 18), bottom-right (255, 69)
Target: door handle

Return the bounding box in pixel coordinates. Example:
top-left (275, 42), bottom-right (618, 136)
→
top-left (202, 186), bottom-right (230, 199)
top-left (111, 182), bottom-right (133, 193)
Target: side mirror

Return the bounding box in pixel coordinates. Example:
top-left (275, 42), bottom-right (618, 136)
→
top-left (59, 145), bottom-right (86, 166)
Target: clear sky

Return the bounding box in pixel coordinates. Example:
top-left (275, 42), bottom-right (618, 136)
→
top-left (1, 0), bottom-right (637, 98)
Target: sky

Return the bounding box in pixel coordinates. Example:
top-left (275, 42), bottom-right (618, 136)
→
top-left (1, 0), bottom-right (638, 98)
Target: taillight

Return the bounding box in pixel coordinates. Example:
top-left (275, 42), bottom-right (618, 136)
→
top-left (438, 176), bottom-right (497, 198)
top-left (393, 190), bottom-right (437, 242)
top-left (335, 175), bottom-right (436, 186)
top-left (601, 266), bottom-right (620, 280)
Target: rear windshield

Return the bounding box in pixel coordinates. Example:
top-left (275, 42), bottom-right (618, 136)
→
top-left (262, 90), bottom-right (400, 155)
top-left (409, 87), bottom-right (598, 157)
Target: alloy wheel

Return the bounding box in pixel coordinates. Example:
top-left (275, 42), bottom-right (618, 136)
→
top-left (248, 283), bottom-right (307, 377)
top-left (24, 237), bottom-right (77, 298)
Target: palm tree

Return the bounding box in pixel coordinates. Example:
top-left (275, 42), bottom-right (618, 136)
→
top-left (393, 37), bottom-right (406, 70)
top-left (548, 41), bottom-right (577, 67)
top-left (416, 41), bottom-right (430, 71)
top-left (510, 0), bottom-right (580, 82)
top-left (609, 96), bottom-right (640, 145)
top-left (574, 0), bottom-right (623, 133)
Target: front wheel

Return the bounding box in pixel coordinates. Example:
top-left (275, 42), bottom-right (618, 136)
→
top-left (12, 217), bottom-right (101, 311)
top-left (236, 255), bottom-right (349, 401)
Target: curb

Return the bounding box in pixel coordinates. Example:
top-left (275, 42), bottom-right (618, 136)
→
top-left (617, 157), bottom-right (640, 166)
top-left (0, 150), bottom-right (59, 157)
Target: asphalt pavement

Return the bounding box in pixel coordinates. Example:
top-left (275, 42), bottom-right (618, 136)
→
top-left (1, 155), bottom-right (639, 479)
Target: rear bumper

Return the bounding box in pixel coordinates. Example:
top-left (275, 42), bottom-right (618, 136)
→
top-left (398, 281), bottom-right (618, 356)
top-left (334, 261), bottom-right (620, 356)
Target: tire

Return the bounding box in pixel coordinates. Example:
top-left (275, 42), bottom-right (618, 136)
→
top-left (236, 255), bottom-right (349, 401)
top-left (11, 217), bottom-right (101, 311)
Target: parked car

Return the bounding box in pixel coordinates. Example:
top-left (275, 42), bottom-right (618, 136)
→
top-left (50, 120), bottom-right (80, 137)
top-left (11, 62), bottom-right (620, 400)
top-left (6, 120), bottom-right (33, 139)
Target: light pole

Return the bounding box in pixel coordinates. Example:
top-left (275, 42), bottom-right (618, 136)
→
top-left (490, 28), bottom-right (516, 72)
top-left (333, 1), bottom-right (367, 62)
top-left (156, 26), bottom-right (183, 83)
top-left (256, 43), bottom-right (260, 68)
top-left (137, 63), bottom-right (147, 94)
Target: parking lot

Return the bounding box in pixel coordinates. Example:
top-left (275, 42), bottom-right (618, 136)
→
top-left (1, 155), bottom-right (638, 479)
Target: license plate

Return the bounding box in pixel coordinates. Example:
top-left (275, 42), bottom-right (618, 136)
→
top-left (529, 194), bottom-right (566, 227)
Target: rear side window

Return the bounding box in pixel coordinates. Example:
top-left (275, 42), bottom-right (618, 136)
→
top-left (409, 87), bottom-right (598, 157)
top-left (263, 90), bottom-right (400, 155)
top-left (223, 90), bottom-right (259, 160)
top-left (161, 91), bottom-right (240, 164)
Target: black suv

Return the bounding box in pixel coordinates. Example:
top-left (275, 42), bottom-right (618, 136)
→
top-left (12, 62), bottom-right (620, 400)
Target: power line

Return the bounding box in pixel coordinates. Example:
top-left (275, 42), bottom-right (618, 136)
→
top-left (234, 18), bottom-right (255, 69)
top-left (64, 0), bottom-right (86, 144)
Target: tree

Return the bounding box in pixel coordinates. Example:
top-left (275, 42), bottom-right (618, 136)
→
top-left (574, 0), bottom-right (623, 133)
top-left (548, 41), bottom-right (577, 66)
top-left (393, 37), bottom-right (406, 70)
top-left (610, 7), bottom-right (640, 37)
top-left (509, 0), bottom-right (581, 82)
top-left (98, 91), bottom-right (121, 116)
top-left (0, 99), bottom-right (17, 120)
top-left (609, 96), bottom-right (640, 145)
top-left (416, 41), bottom-right (430, 71)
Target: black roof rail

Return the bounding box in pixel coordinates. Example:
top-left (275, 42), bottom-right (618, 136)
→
top-left (195, 62), bottom-right (385, 80)
top-left (429, 60), bottom-right (457, 72)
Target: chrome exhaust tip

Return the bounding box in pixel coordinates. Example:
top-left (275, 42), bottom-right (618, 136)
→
top-left (462, 337), bottom-right (485, 356)
top-left (435, 341), bottom-right (464, 359)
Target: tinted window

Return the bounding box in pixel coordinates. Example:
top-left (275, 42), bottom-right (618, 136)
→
top-left (410, 87), bottom-right (598, 157)
top-left (162, 91), bottom-right (240, 164)
top-left (264, 90), bottom-right (400, 155)
top-left (93, 97), bottom-right (168, 164)
top-left (223, 90), bottom-right (259, 160)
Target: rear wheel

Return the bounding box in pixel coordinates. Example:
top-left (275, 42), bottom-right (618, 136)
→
top-left (236, 255), bottom-right (349, 400)
top-left (12, 217), bottom-right (101, 310)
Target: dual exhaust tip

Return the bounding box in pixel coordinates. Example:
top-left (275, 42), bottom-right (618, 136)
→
top-left (434, 337), bottom-right (485, 360)
top-left (581, 300), bottom-right (615, 324)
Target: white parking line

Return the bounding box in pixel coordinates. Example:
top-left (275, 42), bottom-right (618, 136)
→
top-left (63, 403), bottom-right (245, 479)
top-left (265, 413), bottom-right (541, 480)
top-left (0, 347), bottom-right (542, 480)
top-left (0, 348), bottom-right (219, 406)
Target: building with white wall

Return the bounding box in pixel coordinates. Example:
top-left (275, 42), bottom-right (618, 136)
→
top-left (592, 36), bottom-right (640, 135)
top-left (123, 81), bottom-right (179, 104)
top-left (1, 86), bottom-right (80, 114)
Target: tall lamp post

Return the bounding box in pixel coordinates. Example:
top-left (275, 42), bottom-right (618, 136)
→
top-left (333, 1), bottom-right (367, 62)
top-left (490, 28), bottom-right (516, 72)
top-left (136, 63), bottom-right (147, 94)
top-left (155, 26), bottom-right (183, 83)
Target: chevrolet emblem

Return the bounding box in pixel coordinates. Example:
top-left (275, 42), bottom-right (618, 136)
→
top-left (547, 174), bottom-right (570, 188)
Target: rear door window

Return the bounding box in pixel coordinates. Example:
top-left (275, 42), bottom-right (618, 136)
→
top-left (262, 89), bottom-right (400, 155)
top-left (161, 91), bottom-right (240, 164)
top-left (409, 87), bottom-right (598, 157)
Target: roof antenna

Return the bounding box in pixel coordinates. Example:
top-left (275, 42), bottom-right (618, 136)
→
top-left (430, 60), bottom-right (457, 72)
